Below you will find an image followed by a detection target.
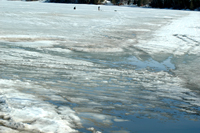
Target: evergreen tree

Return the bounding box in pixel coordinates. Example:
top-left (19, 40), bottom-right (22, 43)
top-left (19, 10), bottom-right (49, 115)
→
top-left (112, 0), bottom-right (117, 4)
top-left (190, 0), bottom-right (194, 9)
top-left (137, 0), bottom-right (142, 6)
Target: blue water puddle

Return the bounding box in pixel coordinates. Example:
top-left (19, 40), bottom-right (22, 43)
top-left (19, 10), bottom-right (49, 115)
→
top-left (112, 117), bottom-right (200, 133)
top-left (77, 99), bottom-right (200, 132)
top-left (78, 112), bottom-right (200, 133)
top-left (120, 55), bottom-right (175, 71)
top-left (72, 53), bottom-right (176, 73)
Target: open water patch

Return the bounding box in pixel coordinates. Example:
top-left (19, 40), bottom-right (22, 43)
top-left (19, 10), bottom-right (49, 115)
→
top-left (69, 52), bottom-right (176, 73)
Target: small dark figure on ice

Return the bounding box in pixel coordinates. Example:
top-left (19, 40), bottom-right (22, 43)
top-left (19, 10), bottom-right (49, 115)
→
top-left (74, 6), bottom-right (76, 10)
top-left (98, 6), bottom-right (100, 11)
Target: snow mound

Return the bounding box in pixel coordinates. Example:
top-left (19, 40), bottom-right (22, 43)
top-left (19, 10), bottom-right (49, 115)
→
top-left (0, 79), bottom-right (81, 133)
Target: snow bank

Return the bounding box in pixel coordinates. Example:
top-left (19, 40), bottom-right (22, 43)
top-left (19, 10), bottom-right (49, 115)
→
top-left (135, 12), bottom-right (200, 56)
top-left (0, 79), bottom-right (81, 133)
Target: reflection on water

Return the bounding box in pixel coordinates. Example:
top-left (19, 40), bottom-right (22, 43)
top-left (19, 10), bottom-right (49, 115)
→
top-left (0, 41), bottom-right (200, 133)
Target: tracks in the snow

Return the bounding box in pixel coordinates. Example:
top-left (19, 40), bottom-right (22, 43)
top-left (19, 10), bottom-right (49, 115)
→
top-left (173, 34), bottom-right (200, 54)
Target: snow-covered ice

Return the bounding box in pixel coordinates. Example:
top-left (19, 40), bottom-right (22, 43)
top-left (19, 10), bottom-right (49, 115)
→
top-left (0, 1), bottom-right (200, 133)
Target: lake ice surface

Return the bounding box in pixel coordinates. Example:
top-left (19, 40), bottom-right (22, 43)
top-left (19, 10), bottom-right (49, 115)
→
top-left (0, 1), bottom-right (200, 133)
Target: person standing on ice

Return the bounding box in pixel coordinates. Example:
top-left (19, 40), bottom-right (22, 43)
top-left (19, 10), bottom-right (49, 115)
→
top-left (98, 6), bottom-right (100, 11)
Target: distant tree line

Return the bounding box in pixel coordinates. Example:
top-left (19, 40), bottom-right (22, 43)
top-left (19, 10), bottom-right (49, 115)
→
top-left (133, 0), bottom-right (150, 6)
top-left (27, 0), bottom-right (200, 10)
top-left (47, 0), bottom-right (104, 4)
top-left (149, 0), bottom-right (200, 10)
top-left (117, 0), bottom-right (200, 10)
top-left (119, 0), bottom-right (200, 10)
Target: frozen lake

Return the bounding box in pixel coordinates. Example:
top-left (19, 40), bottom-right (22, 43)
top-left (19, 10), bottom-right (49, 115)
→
top-left (0, 1), bottom-right (200, 133)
